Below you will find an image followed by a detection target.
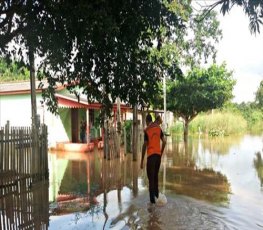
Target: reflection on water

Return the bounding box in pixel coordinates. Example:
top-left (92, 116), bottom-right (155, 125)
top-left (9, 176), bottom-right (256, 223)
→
top-left (254, 151), bottom-right (263, 188)
top-left (0, 174), bottom-right (49, 229)
top-left (48, 150), bottom-right (140, 215)
top-left (162, 136), bottom-right (231, 203)
top-left (48, 134), bottom-right (263, 229)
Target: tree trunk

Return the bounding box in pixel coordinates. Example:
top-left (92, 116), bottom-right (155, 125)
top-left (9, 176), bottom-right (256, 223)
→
top-left (29, 47), bottom-right (37, 131)
top-left (183, 119), bottom-right (189, 142)
top-left (142, 111), bottom-right (146, 129)
top-left (116, 97), bottom-right (121, 158)
top-left (29, 46), bottom-right (39, 175)
top-left (103, 119), bottom-right (109, 159)
top-left (132, 106), bottom-right (138, 161)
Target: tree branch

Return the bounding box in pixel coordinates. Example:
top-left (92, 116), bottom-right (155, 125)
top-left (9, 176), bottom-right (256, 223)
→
top-left (195, 0), bottom-right (226, 23)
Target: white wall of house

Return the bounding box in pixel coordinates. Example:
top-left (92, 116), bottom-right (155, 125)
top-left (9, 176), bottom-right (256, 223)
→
top-left (0, 94), bottom-right (37, 127)
top-left (0, 93), bottom-right (69, 148)
top-left (1, 92), bottom-right (172, 148)
top-left (45, 109), bottom-right (70, 148)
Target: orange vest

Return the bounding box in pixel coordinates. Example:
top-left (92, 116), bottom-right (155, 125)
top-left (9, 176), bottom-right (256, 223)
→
top-left (145, 123), bottom-right (162, 157)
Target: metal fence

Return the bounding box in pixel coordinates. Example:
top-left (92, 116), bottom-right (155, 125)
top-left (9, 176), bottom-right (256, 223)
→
top-left (0, 121), bottom-right (49, 230)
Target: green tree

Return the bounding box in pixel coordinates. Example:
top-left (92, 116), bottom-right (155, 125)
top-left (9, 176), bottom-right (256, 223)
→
top-left (0, 1), bottom-right (190, 159)
top-left (0, 1), bottom-right (191, 115)
top-left (0, 0), bottom-right (58, 130)
top-left (150, 10), bottom-right (222, 109)
top-left (255, 80), bottom-right (263, 109)
top-left (167, 64), bottom-right (235, 141)
top-left (180, 10), bottom-right (222, 68)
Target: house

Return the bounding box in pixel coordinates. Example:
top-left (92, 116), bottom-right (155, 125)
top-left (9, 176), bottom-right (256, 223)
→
top-left (0, 81), bottom-right (133, 152)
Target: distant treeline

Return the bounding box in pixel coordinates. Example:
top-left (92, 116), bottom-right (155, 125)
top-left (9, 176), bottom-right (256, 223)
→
top-left (0, 58), bottom-right (30, 82)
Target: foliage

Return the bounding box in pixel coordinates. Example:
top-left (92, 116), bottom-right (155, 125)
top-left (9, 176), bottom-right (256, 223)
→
top-left (170, 111), bottom-right (247, 136)
top-left (255, 80), bottom-right (263, 109)
top-left (0, 1), bottom-right (49, 60)
top-left (0, 57), bottom-right (30, 82)
top-left (0, 0), bottom-right (191, 117)
top-left (169, 121), bottom-right (184, 134)
top-left (166, 63), bottom-right (235, 140)
top-left (202, 0), bottom-right (263, 34)
top-left (170, 101), bottom-right (263, 136)
top-left (167, 64), bottom-right (235, 120)
top-left (232, 102), bottom-right (263, 131)
top-left (122, 120), bottom-right (132, 153)
top-left (181, 10), bottom-right (222, 68)
top-left (150, 10), bottom-right (222, 110)
top-left (190, 111), bottom-right (247, 136)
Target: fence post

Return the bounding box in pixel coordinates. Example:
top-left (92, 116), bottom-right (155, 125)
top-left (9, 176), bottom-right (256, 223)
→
top-left (0, 128), bottom-right (3, 171)
top-left (4, 121), bottom-right (10, 171)
top-left (123, 127), bottom-right (127, 155)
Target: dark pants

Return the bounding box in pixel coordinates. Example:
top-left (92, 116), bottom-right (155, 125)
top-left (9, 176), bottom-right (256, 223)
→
top-left (147, 154), bottom-right (161, 203)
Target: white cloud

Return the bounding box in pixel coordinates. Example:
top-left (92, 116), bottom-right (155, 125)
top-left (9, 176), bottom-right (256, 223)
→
top-left (216, 7), bottom-right (263, 103)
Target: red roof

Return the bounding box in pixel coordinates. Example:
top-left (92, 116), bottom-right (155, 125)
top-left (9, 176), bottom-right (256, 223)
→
top-left (56, 93), bottom-right (131, 111)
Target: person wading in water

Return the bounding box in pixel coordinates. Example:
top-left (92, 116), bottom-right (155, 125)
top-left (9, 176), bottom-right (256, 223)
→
top-left (140, 114), bottom-right (166, 204)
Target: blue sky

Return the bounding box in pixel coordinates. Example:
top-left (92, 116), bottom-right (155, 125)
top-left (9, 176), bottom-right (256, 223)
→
top-left (216, 7), bottom-right (263, 103)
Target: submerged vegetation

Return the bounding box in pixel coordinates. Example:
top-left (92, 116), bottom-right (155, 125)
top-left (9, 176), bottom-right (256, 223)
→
top-left (191, 111), bottom-right (247, 136)
top-left (170, 107), bottom-right (262, 137)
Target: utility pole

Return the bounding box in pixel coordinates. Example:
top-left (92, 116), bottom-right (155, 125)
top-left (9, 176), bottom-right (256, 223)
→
top-left (162, 71), bottom-right (167, 193)
top-left (163, 72), bottom-right (167, 133)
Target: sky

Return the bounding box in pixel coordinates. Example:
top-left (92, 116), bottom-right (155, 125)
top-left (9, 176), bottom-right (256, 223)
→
top-left (215, 7), bottom-right (263, 103)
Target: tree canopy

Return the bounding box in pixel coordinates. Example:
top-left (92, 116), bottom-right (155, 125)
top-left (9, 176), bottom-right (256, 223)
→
top-left (166, 64), bottom-right (235, 140)
top-left (149, 9), bottom-right (223, 111)
top-left (0, 0), bottom-right (191, 116)
top-left (1, 0), bottom-right (251, 120)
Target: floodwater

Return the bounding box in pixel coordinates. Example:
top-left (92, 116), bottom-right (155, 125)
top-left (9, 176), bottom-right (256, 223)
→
top-left (48, 134), bottom-right (263, 230)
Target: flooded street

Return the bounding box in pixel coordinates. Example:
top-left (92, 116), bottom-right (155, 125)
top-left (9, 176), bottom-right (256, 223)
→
top-left (48, 134), bottom-right (263, 230)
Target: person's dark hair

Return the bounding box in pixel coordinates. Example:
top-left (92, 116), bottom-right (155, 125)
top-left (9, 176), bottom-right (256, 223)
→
top-left (146, 114), bottom-right (152, 123)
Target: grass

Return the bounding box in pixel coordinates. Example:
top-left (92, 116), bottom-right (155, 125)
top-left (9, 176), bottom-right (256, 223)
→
top-left (170, 111), bottom-right (248, 136)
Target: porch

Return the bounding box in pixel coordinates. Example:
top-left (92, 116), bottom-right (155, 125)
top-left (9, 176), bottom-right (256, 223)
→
top-left (52, 93), bottom-right (130, 153)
